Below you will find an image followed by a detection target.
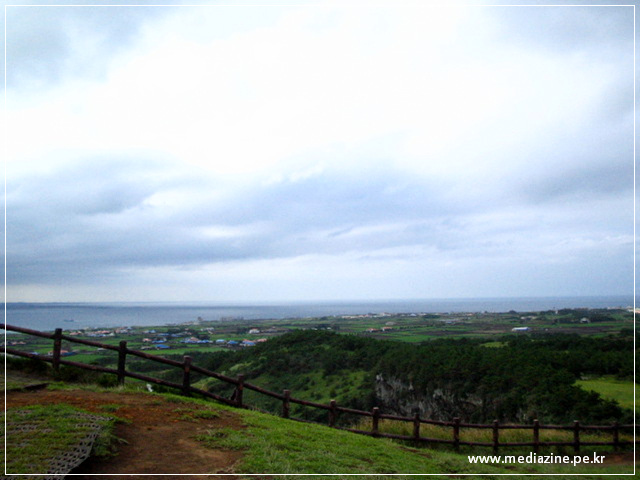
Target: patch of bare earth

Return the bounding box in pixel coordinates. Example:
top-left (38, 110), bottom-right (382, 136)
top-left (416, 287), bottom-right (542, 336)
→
top-left (601, 451), bottom-right (638, 466)
top-left (6, 389), bottom-right (245, 479)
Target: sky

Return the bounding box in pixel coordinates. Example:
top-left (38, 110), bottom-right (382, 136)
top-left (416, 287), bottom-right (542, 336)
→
top-left (2, 0), bottom-right (636, 303)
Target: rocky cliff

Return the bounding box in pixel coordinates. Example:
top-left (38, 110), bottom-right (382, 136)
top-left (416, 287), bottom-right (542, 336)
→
top-left (374, 373), bottom-right (485, 421)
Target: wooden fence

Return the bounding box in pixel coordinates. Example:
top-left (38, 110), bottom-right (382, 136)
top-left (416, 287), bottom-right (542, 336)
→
top-left (2, 323), bottom-right (637, 452)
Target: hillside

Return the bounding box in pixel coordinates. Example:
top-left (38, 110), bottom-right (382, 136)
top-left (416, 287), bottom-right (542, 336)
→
top-left (4, 380), bottom-right (635, 478)
top-left (3, 326), bottom-right (636, 478)
top-left (191, 330), bottom-right (634, 425)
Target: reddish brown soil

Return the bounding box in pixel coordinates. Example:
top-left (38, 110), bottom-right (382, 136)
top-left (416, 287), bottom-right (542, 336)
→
top-left (602, 451), bottom-right (638, 466)
top-left (6, 389), bottom-right (245, 479)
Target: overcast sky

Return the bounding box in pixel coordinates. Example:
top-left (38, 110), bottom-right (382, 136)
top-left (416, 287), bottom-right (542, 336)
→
top-left (2, 0), bottom-right (636, 303)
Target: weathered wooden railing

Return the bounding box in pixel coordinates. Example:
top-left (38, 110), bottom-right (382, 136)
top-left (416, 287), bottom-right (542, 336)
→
top-left (2, 323), bottom-right (637, 451)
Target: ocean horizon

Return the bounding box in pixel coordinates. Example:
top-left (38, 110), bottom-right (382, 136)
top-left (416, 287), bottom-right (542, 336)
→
top-left (2, 295), bottom-right (633, 332)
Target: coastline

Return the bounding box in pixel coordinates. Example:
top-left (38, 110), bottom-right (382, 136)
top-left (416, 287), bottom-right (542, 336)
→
top-left (4, 295), bottom-right (633, 332)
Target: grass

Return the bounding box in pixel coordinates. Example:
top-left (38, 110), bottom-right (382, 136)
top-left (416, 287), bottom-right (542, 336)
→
top-left (66, 353), bottom-right (107, 363)
top-left (2, 404), bottom-right (119, 477)
top-left (1, 370), bottom-right (50, 391)
top-left (98, 403), bottom-right (123, 413)
top-left (4, 376), bottom-right (634, 478)
top-left (207, 368), bottom-right (371, 417)
top-left (46, 377), bottom-right (154, 394)
top-left (481, 341), bottom-right (507, 348)
top-left (353, 418), bottom-right (634, 456)
top-left (195, 404), bottom-right (509, 476)
top-left (175, 407), bottom-right (221, 421)
top-left (190, 401), bottom-right (634, 478)
top-left (575, 376), bottom-right (636, 412)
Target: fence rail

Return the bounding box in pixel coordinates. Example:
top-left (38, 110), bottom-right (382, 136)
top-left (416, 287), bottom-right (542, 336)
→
top-left (2, 323), bottom-right (637, 451)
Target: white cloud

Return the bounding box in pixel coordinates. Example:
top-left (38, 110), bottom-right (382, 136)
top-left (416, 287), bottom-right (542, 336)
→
top-left (9, 5), bottom-right (624, 182)
top-left (4, 3), bottom-right (634, 302)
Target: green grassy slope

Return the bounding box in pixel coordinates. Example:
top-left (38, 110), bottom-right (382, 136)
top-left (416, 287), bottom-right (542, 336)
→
top-left (176, 393), bottom-right (634, 478)
top-left (3, 375), bottom-right (634, 478)
top-left (576, 376), bottom-right (636, 412)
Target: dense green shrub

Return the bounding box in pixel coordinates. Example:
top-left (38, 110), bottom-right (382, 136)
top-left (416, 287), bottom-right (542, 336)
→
top-left (202, 330), bottom-right (633, 424)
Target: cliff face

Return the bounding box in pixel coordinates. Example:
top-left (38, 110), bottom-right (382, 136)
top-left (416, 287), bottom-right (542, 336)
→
top-left (374, 373), bottom-right (484, 421)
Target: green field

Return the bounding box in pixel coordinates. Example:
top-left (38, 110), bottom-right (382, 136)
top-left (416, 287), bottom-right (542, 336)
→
top-left (576, 377), bottom-right (636, 412)
top-left (7, 307), bottom-right (633, 362)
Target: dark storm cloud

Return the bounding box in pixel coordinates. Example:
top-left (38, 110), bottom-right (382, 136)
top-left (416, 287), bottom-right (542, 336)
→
top-left (5, 2), bottom-right (177, 89)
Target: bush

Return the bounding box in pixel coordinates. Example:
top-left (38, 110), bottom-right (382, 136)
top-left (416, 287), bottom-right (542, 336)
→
top-left (96, 374), bottom-right (119, 388)
top-left (6, 356), bottom-right (51, 375)
top-left (53, 365), bottom-right (96, 383)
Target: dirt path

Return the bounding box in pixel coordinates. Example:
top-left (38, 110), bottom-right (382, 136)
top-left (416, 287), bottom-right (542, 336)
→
top-left (6, 389), bottom-right (245, 479)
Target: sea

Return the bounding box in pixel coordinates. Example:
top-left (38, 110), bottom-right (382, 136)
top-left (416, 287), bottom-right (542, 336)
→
top-left (2, 295), bottom-right (634, 332)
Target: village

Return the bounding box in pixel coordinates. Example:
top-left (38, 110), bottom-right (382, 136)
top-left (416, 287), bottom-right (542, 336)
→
top-left (7, 322), bottom-right (286, 357)
top-left (6, 306), bottom-right (632, 364)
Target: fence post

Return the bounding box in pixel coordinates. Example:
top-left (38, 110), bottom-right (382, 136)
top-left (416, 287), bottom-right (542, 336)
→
top-left (413, 413), bottom-right (420, 440)
top-left (235, 374), bottom-right (245, 407)
top-left (329, 400), bottom-right (337, 427)
top-left (282, 389), bottom-right (290, 419)
top-left (182, 356), bottom-right (192, 395)
top-left (372, 407), bottom-right (380, 436)
top-left (453, 417), bottom-right (460, 450)
top-left (612, 422), bottom-right (620, 451)
top-left (573, 420), bottom-right (580, 453)
top-left (52, 328), bottom-right (63, 371)
top-left (117, 341), bottom-right (127, 386)
top-left (492, 420), bottom-right (499, 453)
top-left (533, 419), bottom-right (540, 453)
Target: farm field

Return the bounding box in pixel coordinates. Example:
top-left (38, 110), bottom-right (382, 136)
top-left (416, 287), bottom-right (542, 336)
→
top-left (4, 306), bottom-right (635, 430)
top-left (5, 307), bottom-right (634, 361)
top-left (575, 377), bottom-right (636, 412)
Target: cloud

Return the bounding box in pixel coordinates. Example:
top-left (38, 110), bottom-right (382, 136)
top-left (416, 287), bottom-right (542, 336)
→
top-left (4, 3), bottom-right (635, 301)
top-left (6, 147), bottom-right (632, 288)
top-left (491, 4), bottom-right (634, 56)
top-left (6, 157), bottom-right (445, 278)
top-left (5, 2), bottom-right (178, 90)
